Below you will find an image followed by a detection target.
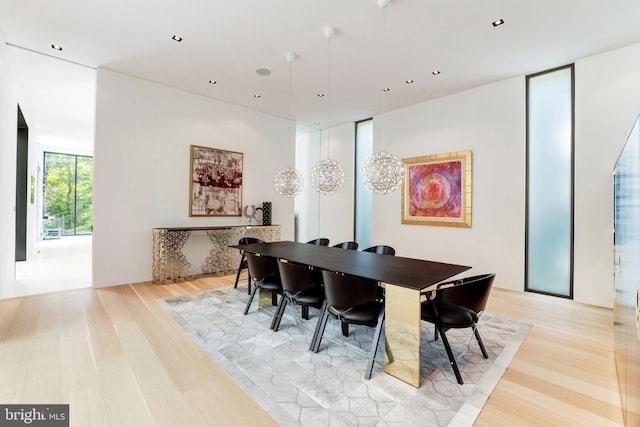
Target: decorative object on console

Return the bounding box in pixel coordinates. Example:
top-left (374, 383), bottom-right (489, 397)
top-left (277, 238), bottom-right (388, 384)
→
top-left (402, 150), bottom-right (472, 227)
top-left (243, 205), bottom-right (260, 224)
top-left (189, 145), bottom-right (243, 217)
top-left (262, 202), bottom-right (272, 225)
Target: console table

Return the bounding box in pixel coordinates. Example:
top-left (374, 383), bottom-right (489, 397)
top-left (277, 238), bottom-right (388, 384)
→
top-left (152, 225), bottom-right (280, 283)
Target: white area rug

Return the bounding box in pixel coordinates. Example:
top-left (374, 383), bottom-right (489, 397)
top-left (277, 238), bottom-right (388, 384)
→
top-left (159, 285), bottom-right (531, 427)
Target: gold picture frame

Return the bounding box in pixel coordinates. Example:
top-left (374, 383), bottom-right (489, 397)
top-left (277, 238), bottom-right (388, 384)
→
top-left (189, 145), bottom-right (243, 217)
top-left (401, 150), bottom-right (472, 227)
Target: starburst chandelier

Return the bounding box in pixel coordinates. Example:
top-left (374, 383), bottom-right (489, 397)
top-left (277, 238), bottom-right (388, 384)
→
top-left (362, 150), bottom-right (402, 194)
top-left (274, 166), bottom-right (304, 197)
top-left (311, 159), bottom-right (345, 195)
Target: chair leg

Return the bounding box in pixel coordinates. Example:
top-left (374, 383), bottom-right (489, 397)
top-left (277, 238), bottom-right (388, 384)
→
top-left (247, 271), bottom-right (252, 295)
top-left (234, 256), bottom-right (244, 289)
top-left (311, 301), bottom-right (330, 352)
top-left (365, 307), bottom-right (385, 380)
top-left (473, 324), bottom-right (489, 359)
top-left (271, 297), bottom-right (288, 331)
top-left (271, 291), bottom-right (278, 306)
top-left (384, 339), bottom-right (394, 363)
top-left (301, 305), bottom-right (309, 320)
top-left (243, 284), bottom-right (258, 315)
top-left (438, 325), bottom-right (463, 385)
top-left (341, 321), bottom-right (349, 337)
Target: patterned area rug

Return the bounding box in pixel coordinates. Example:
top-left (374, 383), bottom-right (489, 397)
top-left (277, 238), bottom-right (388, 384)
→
top-left (158, 286), bottom-right (531, 427)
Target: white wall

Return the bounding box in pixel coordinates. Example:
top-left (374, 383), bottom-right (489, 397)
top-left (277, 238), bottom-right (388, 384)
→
top-left (574, 43), bottom-right (640, 306)
top-left (295, 125), bottom-right (321, 242)
top-left (317, 122), bottom-right (356, 246)
top-left (373, 76), bottom-right (526, 293)
top-left (93, 69), bottom-right (295, 287)
top-left (296, 122), bottom-right (355, 246)
top-left (372, 43), bottom-right (640, 308)
top-left (0, 36), bottom-right (18, 296)
top-left (8, 40), bottom-right (638, 306)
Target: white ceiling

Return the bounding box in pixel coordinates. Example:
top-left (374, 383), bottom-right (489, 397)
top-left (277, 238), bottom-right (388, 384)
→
top-left (2, 0), bottom-right (640, 151)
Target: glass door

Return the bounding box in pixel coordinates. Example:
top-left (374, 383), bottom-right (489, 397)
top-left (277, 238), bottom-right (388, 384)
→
top-left (43, 152), bottom-right (93, 236)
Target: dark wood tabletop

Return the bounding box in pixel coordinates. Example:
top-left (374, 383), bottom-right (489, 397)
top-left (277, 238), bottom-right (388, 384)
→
top-left (233, 241), bottom-right (471, 291)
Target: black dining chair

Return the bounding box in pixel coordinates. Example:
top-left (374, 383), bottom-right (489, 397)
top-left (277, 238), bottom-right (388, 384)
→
top-left (332, 241), bottom-right (359, 250)
top-left (243, 253), bottom-right (282, 315)
top-left (420, 273), bottom-right (496, 384)
top-left (234, 237), bottom-right (265, 294)
top-left (271, 260), bottom-right (325, 331)
top-left (362, 245), bottom-right (395, 255)
top-left (311, 270), bottom-right (385, 380)
top-left (306, 238), bottom-right (330, 246)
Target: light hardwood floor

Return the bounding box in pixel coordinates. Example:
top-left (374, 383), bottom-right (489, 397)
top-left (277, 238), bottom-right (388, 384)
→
top-left (0, 275), bottom-right (624, 426)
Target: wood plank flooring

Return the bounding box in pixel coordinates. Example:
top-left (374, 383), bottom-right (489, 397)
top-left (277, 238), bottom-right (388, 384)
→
top-left (0, 275), bottom-right (624, 426)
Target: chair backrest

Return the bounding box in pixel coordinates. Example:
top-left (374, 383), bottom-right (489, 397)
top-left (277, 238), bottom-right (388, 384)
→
top-left (277, 260), bottom-right (320, 293)
top-left (307, 238), bottom-right (330, 246)
top-left (307, 237), bottom-right (329, 246)
top-left (245, 253), bottom-right (279, 282)
top-left (363, 245), bottom-right (395, 255)
top-left (321, 270), bottom-right (378, 310)
top-left (332, 241), bottom-right (359, 250)
top-left (436, 273), bottom-right (495, 315)
top-left (239, 237), bottom-right (264, 245)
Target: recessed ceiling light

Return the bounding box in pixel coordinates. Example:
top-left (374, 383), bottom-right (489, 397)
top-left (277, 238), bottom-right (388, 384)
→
top-left (208, 80), bottom-right (217, 85)
top-left (432, 70), bottom-right (441, 76)
top-left (172, 35), bottom-right (183, 42)
top-left (256, 68), bottom-right (271, 76)
top-left (314, 121), bottom-right (320, 125)
top-left (254, 94), bottom-right (261, 99)
top-left (405, 80), bottom-right (414, 84)
top-left (317, 93), bottom-right (325, 97)
top-left (51, 44), bottom-right (62, 51)
top-left (382, 88), bottom-right (390, 92)
top-left (492, 19), bottom-right (504, 27)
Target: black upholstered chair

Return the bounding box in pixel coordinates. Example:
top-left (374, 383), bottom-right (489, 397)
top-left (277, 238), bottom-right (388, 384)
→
top-left (362, 245), bottom-right (395, 255)
top-left (306, 238), bottom-right (330, 246)
top-left (271, 260), bottom-right (325, 331)
top-left (311, 270), bottom-right (385, 380)
top-left (234, 237), bottom-right (265, 294)
top-left (243, 253), bottom-right (282, 315)
top-left (420, 273), bottom-right (496, 384)
top-left (332, 241), bottom-right (359, 250)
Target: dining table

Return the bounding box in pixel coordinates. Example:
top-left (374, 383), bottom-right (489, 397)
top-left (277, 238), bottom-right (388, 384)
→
top-left (234, 240), bottom-right (471, 387)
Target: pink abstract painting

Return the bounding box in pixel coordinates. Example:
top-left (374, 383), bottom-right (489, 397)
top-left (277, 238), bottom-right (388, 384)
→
top-left (408, 160), bottom-right (462, 219)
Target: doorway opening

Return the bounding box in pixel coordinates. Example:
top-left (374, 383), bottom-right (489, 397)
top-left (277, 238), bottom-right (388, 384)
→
top-left (8, 44), bottom-right (96, 299)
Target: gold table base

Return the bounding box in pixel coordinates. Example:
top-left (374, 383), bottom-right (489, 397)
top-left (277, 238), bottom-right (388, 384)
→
top-left (384, 283), bottom-right (422, 387)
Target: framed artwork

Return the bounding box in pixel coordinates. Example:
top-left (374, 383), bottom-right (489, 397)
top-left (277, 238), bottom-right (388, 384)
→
top-left (401, 150), bottom-right (472, 227)
top-left (189, 145), bottom-right (243, 216)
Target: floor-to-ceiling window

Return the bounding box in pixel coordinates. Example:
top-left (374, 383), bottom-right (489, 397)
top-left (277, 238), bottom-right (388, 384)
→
top-left (526, 65), bottom-right (574, 297)
top-left (355, 119), bottom-right (373, 249)
top-left (43, 152), bottom-right (93, 236)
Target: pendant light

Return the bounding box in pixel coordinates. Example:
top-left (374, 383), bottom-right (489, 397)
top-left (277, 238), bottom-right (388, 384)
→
top-left (274, 51), bottom-right (304, 197)
top-left (311, 25), bottom-right (345, 196)
top-left (362, 0), bottom-right (403, 194)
